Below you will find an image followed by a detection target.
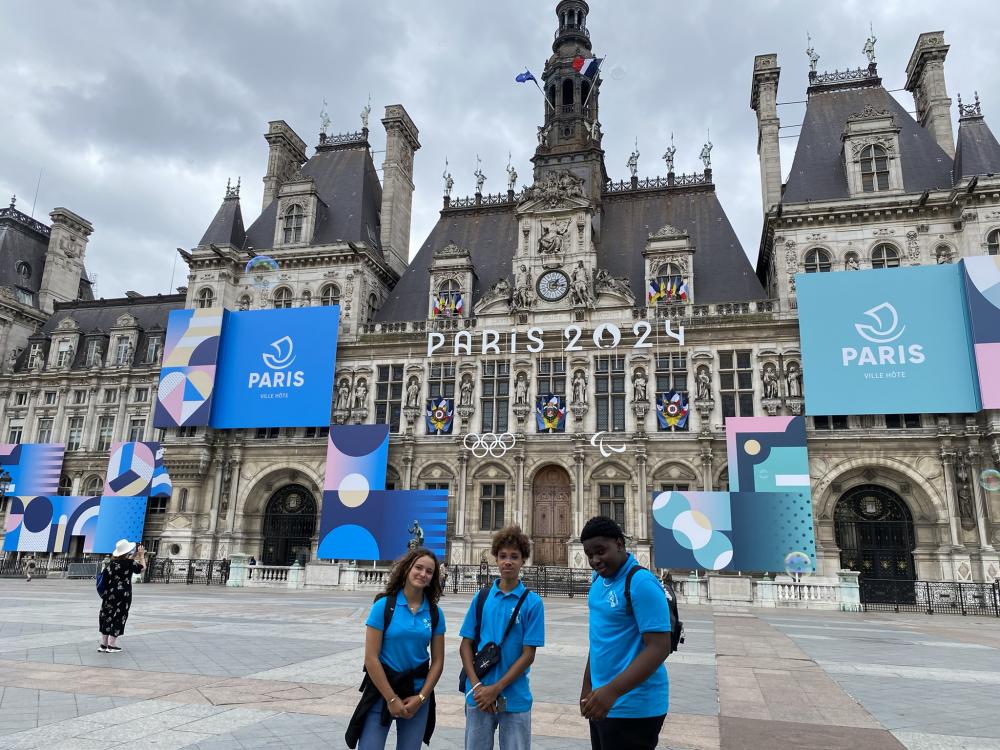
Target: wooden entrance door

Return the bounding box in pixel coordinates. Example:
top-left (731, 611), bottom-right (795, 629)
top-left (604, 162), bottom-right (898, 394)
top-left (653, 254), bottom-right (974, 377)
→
top-left (532, 466), bottom-right (571, 566)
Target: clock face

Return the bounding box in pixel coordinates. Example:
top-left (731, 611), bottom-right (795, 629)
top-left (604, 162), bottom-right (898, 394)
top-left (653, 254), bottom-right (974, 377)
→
top-left (537, 270), bottom-right (569, 301)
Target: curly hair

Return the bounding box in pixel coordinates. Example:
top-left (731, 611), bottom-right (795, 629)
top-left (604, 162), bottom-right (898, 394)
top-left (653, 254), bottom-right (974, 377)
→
top-left (491, 524), bottom-right (531, 560)
top-left (580, 515), bottom-right (625, 543)
top-left (376, 547), bottom-right (442, 608)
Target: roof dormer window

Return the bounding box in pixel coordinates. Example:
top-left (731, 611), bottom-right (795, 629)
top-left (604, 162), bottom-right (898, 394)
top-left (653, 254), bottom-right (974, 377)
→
top-left (15, 260), bottom-right (31, 280)
top-left (197, 287), bottom-right (215, 308)
top-left (860, 145), bottom-right (890, 192)
top-left (282, 204), bottom-right (304, 244)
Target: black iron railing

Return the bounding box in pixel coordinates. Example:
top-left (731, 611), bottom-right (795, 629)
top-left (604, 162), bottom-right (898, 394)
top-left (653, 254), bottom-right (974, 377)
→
top-left (860, 578), bottom-right (1000, 617)
top-left (144, 558), bottom-right (229, 585)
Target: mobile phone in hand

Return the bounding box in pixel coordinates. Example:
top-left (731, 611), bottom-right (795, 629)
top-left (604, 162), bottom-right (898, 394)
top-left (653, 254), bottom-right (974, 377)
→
top-left (495, 695), bottom-right (507, 712)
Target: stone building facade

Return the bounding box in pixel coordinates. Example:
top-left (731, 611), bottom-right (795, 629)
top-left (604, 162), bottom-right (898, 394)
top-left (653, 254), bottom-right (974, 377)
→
top-left (2, 3), bottom-right (999, 582)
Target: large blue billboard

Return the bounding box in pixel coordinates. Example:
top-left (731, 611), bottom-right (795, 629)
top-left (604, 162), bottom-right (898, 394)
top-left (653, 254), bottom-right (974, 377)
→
top-left (796, 266), bottom-right (980, 416)
top-left (210, 307), bottom-right (340, 428)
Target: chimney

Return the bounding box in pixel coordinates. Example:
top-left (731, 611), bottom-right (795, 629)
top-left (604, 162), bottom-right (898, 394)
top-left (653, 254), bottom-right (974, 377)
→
top-left (750, 54), bottom-right (782, 213)
top-left (905, 32), bottom-right (954, 157)
top-left (261, 120), bottom-right (307, 211)
top-left (38, 208), bottom-right (93, 313)
top-left (379, 105), bottom-right (421, 276)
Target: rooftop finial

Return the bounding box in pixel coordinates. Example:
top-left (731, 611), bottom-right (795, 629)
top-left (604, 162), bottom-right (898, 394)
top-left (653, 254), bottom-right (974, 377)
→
top-left (863, 23), bottom-right (877, 65)
top-left (320, 99), bottom-right (331, 136)
top-left (806, 32), bottom-right (819, 73)
top-left (627, 138), bottom-right (639, 178)
top-left (225, 177), bottom-right (241, 200)
top-left (473, 154), bottom-right (486, 194)
top-left (442, 158), bottom-right (453, 198)
top-left (8, 194), bottom-right (14, 210)
top-left (700, 130), bottom-right (713, 170)
top-left (958, 91), bottom-right (983, 119)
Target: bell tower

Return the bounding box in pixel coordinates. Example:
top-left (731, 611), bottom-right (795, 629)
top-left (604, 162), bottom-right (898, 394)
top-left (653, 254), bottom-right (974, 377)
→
top-left (532, 0), bottom-right (607, 205)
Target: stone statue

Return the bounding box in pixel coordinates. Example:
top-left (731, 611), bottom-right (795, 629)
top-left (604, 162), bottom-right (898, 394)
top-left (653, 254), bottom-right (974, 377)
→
top-left (407, 519), bottom-right (424, 550)
top-left (336, 379), bottom-right (351, 411)
top-left (460, 374), bottom-right (474, 406)
top-left (360, 101), bottom-right (371, 130)
top-left (514, 372), bottom-right (529, 405)
top-left (537, 125), bottom-right (549, 147)
top-left (696, 368), bottom-right (712, 401)
top-left (538, 220), bottom-right (569, 255)
top-left (506, 158), bottom-right (517, 192)
top-left (627, 145), bottom-right (640, 178)
top-left (633, 369), bottom-right (648, 402)
top-left (486, 276), bottom-right (512, 305)
top-left (806, 34), bottom-right (820, 72)
top-left (570, 261), bottom-right (593, 306)
top-left (320, 99), bottom-right (331, 135)
top-left (63, 344), bottom-right (75, 368)
top-left (474, 157), bottom-right (486, 194)
top-left (662, 135), bottom-right (676, 173)
top-left (763, 366), bottom-right (779, 399)
top-left (786, 363), bottom-right (802, 399)
top-left (862, 29), bottom-right (877, 64)
top-left (572, 370), bottom-right (587, 404)
top-left (5, 348), bottom-right (18, 373)
top-left (90, 343), bottom-right (103, 369)
top-left (352, 378), bottom-right (368, 410)
top-left (32, 355), bottom-right (43, 373)
top-left (442, 163), bottom-right (454, 198)
top-left (700, 138), bottom-right (713, 169)
top-left (936, 246), bottom-right (952, 264)
top-left (405, 377), bottom-right (421, 408)
top-left (846, 254), bottom-right (860, 271)
top-left (512, 264), bottom-right (533, 309)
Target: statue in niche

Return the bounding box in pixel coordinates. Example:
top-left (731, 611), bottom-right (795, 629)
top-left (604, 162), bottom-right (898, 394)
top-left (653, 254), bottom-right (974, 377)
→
top-left (846, 254), bottom-right (860, 271)
top-left (512, 264), bottom-right (533, 309)
top-left (570, 261), bottom-right (593, 306)
top-left (352, 378), bottom-right (368, 410)
top-left (538, 220), bottom-right (569, 255)
top-left (335, 379), bottom-right (351, 411)
top-left (696, 367), bottom-right (712, 401)
top-left (936, 246), bottom-right (952, 264)
top-left (5, 348), bottom-right (18, 373)
top-left (786, 363), bottom-right (803, 399)
top-left (572, 370), bottom-right (587, 404)
top-left (633, 369), bottom-right (648, 402)
top-left (459, 374), bottom-right (474, 406)
top-left (762, 365), bottom-right (779, 399)
top-left (514, 372), bottom-right (528, 405)
top-left (955, 458), bottom-right (975, 521)
top-left (405, 376), bottom-right (421, 408)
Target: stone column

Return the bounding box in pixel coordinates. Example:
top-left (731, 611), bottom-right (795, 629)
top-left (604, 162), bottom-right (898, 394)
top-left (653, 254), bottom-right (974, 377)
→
top-left (207, 452), bottom-right (226, 538)
top-left (113, 386), bottom-right (129, 443)
top-left (22, 391), bottom-right (37, 443)
top-left (225, 455), bottom-right (242, 534)
top-left (699, 443), bottom-right (714, 491)
top-left (939, 450), bottom-right (962, 547)
top-left (573, 447), bottom-right (586, 536)
top-left (904, 32), bottom-right (955, 158)
top-left (455, 453), bottom-right (468, 537)
top-left (968, 451), bottom-right (995, 551)
top-left (81, 388), bottom-right (98, 448)
top-left (515, 451), bottom-right (526, 531)
top-left (51, 386), bottom-right (68, 440)
top-left (750, 54), bottom-right (782, 212)
top-left (636, 448), bottom-right (649, 541)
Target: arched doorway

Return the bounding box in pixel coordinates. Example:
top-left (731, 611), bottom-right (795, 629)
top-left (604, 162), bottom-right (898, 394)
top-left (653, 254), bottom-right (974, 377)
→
top-left (261, 484), bottom-right (317, 566)
top-left (834, 484), bottom-right (916, 585)
top-left (531, 466), bottom-right (571, 566)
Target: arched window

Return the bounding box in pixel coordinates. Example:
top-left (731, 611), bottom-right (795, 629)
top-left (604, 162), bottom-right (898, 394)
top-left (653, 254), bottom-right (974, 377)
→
top-left (83, 475), bottom-right (103, 496)
top-left (859, 144), bottom-right (890, 192)
top-left (321, 283), bottom-right (340, 306)
top-left (581, 81), bottom-right (591, 110)
top-left (272, 287), bottom-right (293, 309)
top-left (300, 289), bottom-right (311, 307)
top-left (237, 294), bottom-right (251, 311)
top-left (649, 263), bottom-right (686, 304)
top-left (15, 261), bottom-right (32, 281)
top-left (562, 79), bottom-right (574, 108)
top-left (804, 248), bottom-right (832, 273)
top-left (547, 85), bottom-right (556, 108)
top-left (988, 228), bottom-right (1000, 256)
top-left (196, 288), bottom-right (215, 308)
top-left (282, 204), bottom-right (304, 244)
top-left (367, 293), bottom-right (378, 322)
top-left (433, 279), bottom-right (463, 318)
top-left (871, 243), bottom-right (900, 269)
top-left (57, 474), bottom-right (72, 496)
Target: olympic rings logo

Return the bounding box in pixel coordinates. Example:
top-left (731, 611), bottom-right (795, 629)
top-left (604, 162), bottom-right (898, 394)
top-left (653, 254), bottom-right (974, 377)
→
top-left (463, 432), bottom-right (517, 458)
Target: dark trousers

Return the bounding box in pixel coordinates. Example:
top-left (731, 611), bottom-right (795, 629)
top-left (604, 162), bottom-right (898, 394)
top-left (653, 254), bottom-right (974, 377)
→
top-left (589, 715), bottom-right (666, 750)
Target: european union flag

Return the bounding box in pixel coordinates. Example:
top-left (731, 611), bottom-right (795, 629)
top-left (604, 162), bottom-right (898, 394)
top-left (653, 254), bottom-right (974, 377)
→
top-left (515, 69), bottom-right (536, 84)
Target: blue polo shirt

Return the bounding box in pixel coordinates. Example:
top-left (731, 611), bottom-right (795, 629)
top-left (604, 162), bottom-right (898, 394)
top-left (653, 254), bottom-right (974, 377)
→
top-left (587, 554), bottom-right (670, 718)
top-left (459, 580), bottom-right (545, 712)
top-left (366, 591), bottom-right (446, 690)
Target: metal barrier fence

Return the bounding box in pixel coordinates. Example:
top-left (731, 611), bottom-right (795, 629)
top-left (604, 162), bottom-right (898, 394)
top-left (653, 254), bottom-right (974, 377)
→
top-left (144, 558), bottom-right (230, 585)
top-left (447, 565), bottom-right (593, 597)
top-left (860, 578), bottom-right (1000, 617)
top-left (0, 556), bottom-right (102, 578)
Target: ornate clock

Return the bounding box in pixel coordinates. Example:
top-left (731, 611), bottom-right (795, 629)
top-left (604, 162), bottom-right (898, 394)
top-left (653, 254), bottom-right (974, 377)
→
top-left (537, 269), bottom-right (569, 301)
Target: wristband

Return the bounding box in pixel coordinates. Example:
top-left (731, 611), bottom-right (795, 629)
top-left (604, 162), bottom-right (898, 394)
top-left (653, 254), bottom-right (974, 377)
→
top-left (418, 693), bottom-right (426, 704)
top-left (465, 681), bottom-right (483, 698)
top-left (388, 696), bottom-right (398, 705)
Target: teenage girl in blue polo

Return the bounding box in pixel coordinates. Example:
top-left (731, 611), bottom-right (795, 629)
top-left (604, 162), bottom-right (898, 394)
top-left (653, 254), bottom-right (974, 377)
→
top-left (345, 547), bottom-right (446, 750)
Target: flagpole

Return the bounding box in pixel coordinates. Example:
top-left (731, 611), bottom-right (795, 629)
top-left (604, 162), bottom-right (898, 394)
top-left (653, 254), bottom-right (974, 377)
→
top-left (580, 56), bottom-right (605, 111)
top-left (527, 67), bottom-right (554, 111)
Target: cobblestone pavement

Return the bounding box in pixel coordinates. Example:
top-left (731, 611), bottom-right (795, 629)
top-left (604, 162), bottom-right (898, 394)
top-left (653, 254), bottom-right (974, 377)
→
top-left (0, 580), bottom-right (998, 749)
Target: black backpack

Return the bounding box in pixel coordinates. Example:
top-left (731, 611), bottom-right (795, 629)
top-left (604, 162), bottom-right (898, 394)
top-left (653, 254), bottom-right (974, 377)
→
top-left (623, 567), bottom-right (684, 654)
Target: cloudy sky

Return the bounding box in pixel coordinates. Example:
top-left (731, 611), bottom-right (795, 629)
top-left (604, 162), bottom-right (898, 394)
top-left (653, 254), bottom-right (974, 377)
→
top-left (3, 0), bottom-right (998, 299)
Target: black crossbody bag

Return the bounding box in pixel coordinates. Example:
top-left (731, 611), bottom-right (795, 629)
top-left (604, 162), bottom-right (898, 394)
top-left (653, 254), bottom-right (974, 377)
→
top-left (459, 583), bottom-right (530, 691)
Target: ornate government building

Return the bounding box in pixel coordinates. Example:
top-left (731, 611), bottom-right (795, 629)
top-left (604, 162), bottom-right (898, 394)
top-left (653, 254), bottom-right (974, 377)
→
top-left (2, 2), bottom-right (999, 583)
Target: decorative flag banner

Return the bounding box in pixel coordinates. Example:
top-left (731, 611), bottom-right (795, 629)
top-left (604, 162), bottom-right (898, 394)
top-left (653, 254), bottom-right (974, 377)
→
top-left (425, 398), bottom-right (454, 435)
top-left (647, 276), bottom-right (687, 304)
top-left (656, 391), bottom-right (689, 430)
top-left (433, 293), bottom-right (464, 318)
top-left (104, 441), bottom-right (172, 498)
top-left (318, 424), bottom-right (447, 561)
top-left (0, 443), bottom-right (65, 495)
top-left (962, 256), bottom-right (1000, 409)
top-left (3, 495), bottom-right (145, 554)
top-left (515, 69), bottom-right (537, 84)
top-left (154, 307), bottom-right (224, 428)
top-left (535, 394), bottom-right (566, 433)
top-left (572, 55), bottom-right (604, 79)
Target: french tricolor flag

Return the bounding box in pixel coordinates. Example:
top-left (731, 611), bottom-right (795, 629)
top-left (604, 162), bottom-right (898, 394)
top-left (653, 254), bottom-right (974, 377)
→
top-left (572, 56), bottom-right (603, 80)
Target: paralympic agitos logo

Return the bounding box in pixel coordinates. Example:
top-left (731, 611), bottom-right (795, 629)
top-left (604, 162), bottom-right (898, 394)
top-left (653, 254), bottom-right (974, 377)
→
top-left (248, 335), bottom-right (305, 389)
top-left (841, 302), bottom-right (925, 368)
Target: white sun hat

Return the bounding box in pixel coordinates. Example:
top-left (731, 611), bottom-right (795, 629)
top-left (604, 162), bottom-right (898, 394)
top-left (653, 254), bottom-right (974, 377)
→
top-left (112, 539), bottom-right (137, 557)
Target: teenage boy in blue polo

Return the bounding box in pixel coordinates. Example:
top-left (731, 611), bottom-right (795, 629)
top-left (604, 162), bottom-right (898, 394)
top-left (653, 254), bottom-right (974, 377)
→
top-left (580, 516), bottom-right (671, 750)
top-left (460, 525), bottom-right (545, 749)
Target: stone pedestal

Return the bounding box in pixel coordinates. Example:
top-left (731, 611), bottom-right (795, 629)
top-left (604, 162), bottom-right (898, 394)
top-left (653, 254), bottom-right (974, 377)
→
top-left (227, 553), bottom-right (248, 588)
top-left (304, 561), bottom-right (341, 588)
top-left (837, 569), bottom-right (861, 611)
top-left (707, 574), bottom-right (752, 603)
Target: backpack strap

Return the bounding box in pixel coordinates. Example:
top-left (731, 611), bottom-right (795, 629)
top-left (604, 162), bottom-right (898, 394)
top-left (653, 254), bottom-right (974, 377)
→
top-left (623, 565), bottom-right (644, 617)
top-left (430, 601), bottom-right (440, 634)
top-left (472, 583), bottom-right (490, 646)
top-left (499, 589), bottom-right (530, 645)
top-left (380, 593), bottom-right (396, 632)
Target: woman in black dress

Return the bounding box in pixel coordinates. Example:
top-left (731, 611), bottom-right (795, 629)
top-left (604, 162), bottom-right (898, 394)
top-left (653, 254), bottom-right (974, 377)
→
top-left (99, 540), bottom-right (145, 653)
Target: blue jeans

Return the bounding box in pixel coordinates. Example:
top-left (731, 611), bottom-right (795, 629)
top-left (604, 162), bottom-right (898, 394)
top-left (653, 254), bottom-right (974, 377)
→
top-left (357, 698), bottom-right (430, 750)
top-left (465, 705), bottom-right (532, 750)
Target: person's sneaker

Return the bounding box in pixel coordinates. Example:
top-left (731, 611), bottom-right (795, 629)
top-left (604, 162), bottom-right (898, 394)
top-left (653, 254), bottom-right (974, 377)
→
top-left (98, 645), bottom-right (109, 653)
top-left (106, 645), bottom-right (122, 652)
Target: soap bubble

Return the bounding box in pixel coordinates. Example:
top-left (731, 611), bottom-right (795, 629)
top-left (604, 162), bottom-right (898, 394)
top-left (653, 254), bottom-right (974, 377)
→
top-left (784, 550), bottom-right (812, 578)
top-left (245, 255), bottom-right (279, 289)
top-left (609, 65), bottom-right (627, 80)
top-left (980, 469), bottom-right (1000, 493)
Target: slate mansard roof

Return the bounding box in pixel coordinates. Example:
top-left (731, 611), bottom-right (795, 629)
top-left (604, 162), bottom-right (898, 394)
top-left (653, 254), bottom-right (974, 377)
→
top-left (954, 114), bottom-right (1000, 181)
top-left (377, 185), bottom-right (764, 322)
top-left (782, 83), bottom-right (954, 204)
top-left (241, 142), bottom-right (383, 253)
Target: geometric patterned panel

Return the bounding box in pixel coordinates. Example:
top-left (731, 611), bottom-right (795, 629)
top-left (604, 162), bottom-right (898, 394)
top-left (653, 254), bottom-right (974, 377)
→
top-left (2, 496), bottom-right (100, 552)
top-left (153, 307), bottom-right (224, 428)
top-left (0, 443), bottom-right (66, 496)
top-left (962, 256), bottom-right (1000, 409)
top-left (104, 442), bottom-right (156, 496)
